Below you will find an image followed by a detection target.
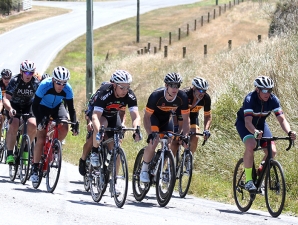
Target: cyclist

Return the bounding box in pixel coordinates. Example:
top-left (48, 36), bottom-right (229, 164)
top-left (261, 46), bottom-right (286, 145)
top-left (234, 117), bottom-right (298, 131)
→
top-left (78, 79), bottom-right (126, 176)
top-left (140, 72), bottom-right (190, 183)
top-left (0, 69), bottom-right (12, 140)
top-left (3, 60), bottom-right (39, 164)
top-left (171, 77), bottom-right (212, 156)
top-left (235, 76), bottom-right (296, 191)
top-left (89, 70), bottom-right (141, 169)
top-left (30, 66), bottom-right (79, 183)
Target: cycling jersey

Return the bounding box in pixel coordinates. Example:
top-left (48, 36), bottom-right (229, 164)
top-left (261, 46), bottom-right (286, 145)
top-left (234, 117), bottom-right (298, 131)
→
top-left (93, 83), bottom-right (138, 118)
top-left (6, 74), bottom-right (39, 106)
top-left (145, 87), bottom-right (189, 131)
top-left (236, 91), bottom-right (283, 126)
top-left (177, 87), bottom-right (211, 126)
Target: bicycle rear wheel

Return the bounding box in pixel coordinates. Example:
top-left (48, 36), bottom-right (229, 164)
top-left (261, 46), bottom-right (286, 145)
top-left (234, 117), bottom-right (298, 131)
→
top-left (233, 158), bottom-right (253, 212)
top-left (46, 139), bottom-right (62, 193)
top-left (19, 135), bottom-right (31, 185)
top-left (265, 160), bottom-right (286, 218)
top-left (111, 147), bottom-right (128, 208)
top-left (132, 148), bottom-right (150, 202)
top-left (156, 150), bottom-right (176, 207)
top-left (178, 150), bottom-right (193, 198)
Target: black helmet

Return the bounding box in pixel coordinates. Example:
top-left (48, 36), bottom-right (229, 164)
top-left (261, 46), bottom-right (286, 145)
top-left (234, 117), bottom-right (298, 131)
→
top-left (1, 69), bottom-right (12, 79)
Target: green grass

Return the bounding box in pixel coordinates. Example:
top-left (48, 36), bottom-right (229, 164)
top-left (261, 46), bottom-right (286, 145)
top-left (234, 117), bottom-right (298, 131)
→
top-left (47, 0), bottom-right (298, 216)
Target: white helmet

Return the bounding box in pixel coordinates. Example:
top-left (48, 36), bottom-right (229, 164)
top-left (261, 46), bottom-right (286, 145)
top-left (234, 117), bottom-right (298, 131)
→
top-left (52, 66), bottom-right (70, 81)
top-left (111, 70), bottom-right (132, 83)
top-left (192, 77), bottom-right (209, 90)
top-left (254, 76), bottom-right (274, 89)
top-left (164, 72), bottom-right (182, 84)
top-left (20, 60), bottom-right (35, 72)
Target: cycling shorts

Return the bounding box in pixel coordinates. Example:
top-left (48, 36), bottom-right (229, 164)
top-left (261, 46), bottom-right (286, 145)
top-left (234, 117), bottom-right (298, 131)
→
top-left (150, 114), bottom-right (174, 137)
top-left (6, 102), bottom-right (34, 120)
top-left (36, 103), bottom-right (68, 125)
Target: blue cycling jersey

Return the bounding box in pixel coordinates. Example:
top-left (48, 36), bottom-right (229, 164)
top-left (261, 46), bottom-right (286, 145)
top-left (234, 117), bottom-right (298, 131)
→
top-left (35, 77), bottom-right (73, 108)
top-left (0, 87), bottom-right (2, 100)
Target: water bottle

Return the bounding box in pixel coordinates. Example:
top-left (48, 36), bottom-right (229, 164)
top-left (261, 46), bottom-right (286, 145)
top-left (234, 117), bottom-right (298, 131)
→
top-left (96, 133), bottom-right (101, 144)
top-left (105, 150), bottom-right (112, 167)
top-left (257, 160), bottom-right (265, 176)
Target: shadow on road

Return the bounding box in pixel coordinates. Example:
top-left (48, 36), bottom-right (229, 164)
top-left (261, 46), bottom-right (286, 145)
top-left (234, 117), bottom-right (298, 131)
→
top-left (69, 180), bottom-right (83, 185)
top-left (69, 189), bottom-right (90, 196)
top-left (217, 208), bottom-right (273, 218)
top-left (13, 187), bottom-right (44, 193)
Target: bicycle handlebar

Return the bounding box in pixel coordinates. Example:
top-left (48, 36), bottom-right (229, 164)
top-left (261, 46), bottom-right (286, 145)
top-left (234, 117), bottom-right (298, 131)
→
top-left (9, 113), bottom-right (32, 124)
top-left (254, 136), bottom-right (294, 151)
top-left (98, 125), bottom-right (142, 140)
top-left (189, 131), bottom-right (208, 146)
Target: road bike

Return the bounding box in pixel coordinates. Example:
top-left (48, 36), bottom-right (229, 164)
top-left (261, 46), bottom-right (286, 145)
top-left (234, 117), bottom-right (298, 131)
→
top-left (175, 131), bottom-right (206, 198)
top-left (9, 113), bottom-right (34, 184)
top-left (0, 118), bottom-right (8, 163)
top-left (88, 125), bottom-right (141, 208)
top-left (233, 136), bottom-right (294, 217)
top-left (32, 117), bottom-right (78, 193)
top-left (132, 131), bottom-right (185, 207)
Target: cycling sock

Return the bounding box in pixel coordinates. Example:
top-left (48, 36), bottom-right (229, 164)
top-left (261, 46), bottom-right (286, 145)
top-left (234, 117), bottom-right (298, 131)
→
top-left (91, 146), bottom-right (98, 154)
top-left (7, 150), bottom-right (13, 156)
top-left (142, 161), bottom-right (149, 172)
top-left (245, 168), bottom-right (253, 183)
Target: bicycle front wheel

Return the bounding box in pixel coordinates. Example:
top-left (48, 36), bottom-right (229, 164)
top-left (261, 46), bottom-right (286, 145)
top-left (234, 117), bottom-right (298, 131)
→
top-left (46, 139), bottom-right (62, 193)
top-left (233, 158), bottom-right (253, 212)
top-left (19, 135), bottom-right (31, 185)
top-left (178, 150), bottom-right (193, 198)
top-left (0, 141), bottom-right (4, 162)
top-left (156, 150), bottom-right (176, 207)
top-left (112, 147), bottom-right (128, 208)
top-left (265, 160), bottom-right (286, 218)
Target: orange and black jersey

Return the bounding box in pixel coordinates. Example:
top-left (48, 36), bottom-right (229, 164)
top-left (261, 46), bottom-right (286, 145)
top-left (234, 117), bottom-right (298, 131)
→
top-left (93, 83), bottom-right (138, 118)
top-left (145, 87), bottom-right (189, 120)
top-left (177, 87), bottom-right (211, 121)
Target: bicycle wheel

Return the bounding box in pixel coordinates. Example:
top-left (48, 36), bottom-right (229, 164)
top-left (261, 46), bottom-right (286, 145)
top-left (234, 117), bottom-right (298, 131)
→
top-left (233, 158), bottom-right (253, 212)
top-left (19, 135), bottom-right (31, 184)
top-left (178, 150), bottom-right (193, 198)
top-left (132, 148), bottom-right (150, 202)
top-left (27, 140), bottom-right (35, 181)
top-left (112, 147), bottom-right (128, 208)
top-left (32, 163), bottom-right (43, 189)
top-left (9, 140), bottom-right (20, 181)
top-left (46, 139), bottom-right (62, 193)
top-left (265, 160), bottom-right (286, 218)
top-left (90, 160), bottom-right (106, 202)
top-left (0, 141), bottom-right (4, 162)
top-left (156, 150), bottom-right (176, 207)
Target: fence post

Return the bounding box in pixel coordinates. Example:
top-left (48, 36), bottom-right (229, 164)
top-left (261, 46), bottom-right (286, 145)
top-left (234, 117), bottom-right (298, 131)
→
top-left (18, 2), bottom-right (20, 12)
top-left (154, 47), bottom-right (157, 54)
top-left (234, 0), bottom-right (235, 6)
top-left (258, 35), bottom-right (262, 42)
top-left (169, 32), bottom-right (172, 45)
top-left (144, 47), bottom-right (147, 54)
top-left (224, 4), bottom-right (226, 13)
top-left (141, 49), bottom-right (143, 55)
top-left (213, 9), bottom-right (216, 19)
top-left (229, 1), bottom-right (231, 9)
top-left (194, 19), bottom-right (197, 31)
top-left (137, 50), bottom-right (140, 55)
top-left (201, 16), bottom-right (204, 26)
top-left (164, 46), bottom-right (168, 58)
top-left (208, 12), bottom-right (210, 23)
top-left (147, 43), bottom-right (151, 53)
top-left (228, 40), bottom-right (232, 50)
top-left (183, 47), bottom-right (186, 58)
top-left (204, 45), bottom-right (207, 58)
top-left (159, 37), bottom-right (162, 50)
top-left (178, 28), bottom-right (181, 40)
top-left (219, 6), bottom-right (221, 16)
top-left (187, 24), bottom-right (189, 36)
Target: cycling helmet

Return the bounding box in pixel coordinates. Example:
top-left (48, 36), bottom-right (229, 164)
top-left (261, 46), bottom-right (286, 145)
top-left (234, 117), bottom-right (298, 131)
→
top-left (192, 77), bottom-right (209, 90)
top-left (111, 70), bottom-right (132, 83)
top-left (1, 69), bottom-right (12, 79)
top-left (52, 66), bottom-right (70, 81)
top-left (254, 76), bottom-right (274, 89)
top-left (41, 73), bottom-right (50, 81)
top-left (164, 72), bottom-right (182, 84)
top-left (20, 60), bottom-right (35, 72)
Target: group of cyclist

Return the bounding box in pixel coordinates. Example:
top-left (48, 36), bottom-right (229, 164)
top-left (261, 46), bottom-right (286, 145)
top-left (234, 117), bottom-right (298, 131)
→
top-left (78, 70), bottom-right (296, 195)
top-left (0, 60), bottom-right (79, 184)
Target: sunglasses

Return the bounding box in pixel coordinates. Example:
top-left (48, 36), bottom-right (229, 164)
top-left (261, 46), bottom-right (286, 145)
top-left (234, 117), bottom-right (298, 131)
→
top-left (54, 80), bottom-right (67, 86)
top-left (116, 84), bottom-right (130, 91)
top-left (195, 88), bottom-right (206, 93)
top-left (168, 83), bottom-right (181, 89)
top-left (23, 71), bottom-right (34, 76)
top-left (2, 77), bottom-right (10, 80)
top-left (259, 88), bottom-right (273, 94)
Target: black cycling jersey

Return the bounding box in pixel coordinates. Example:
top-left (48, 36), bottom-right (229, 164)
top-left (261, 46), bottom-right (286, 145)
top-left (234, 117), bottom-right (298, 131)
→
top-left (6, 74), bottom-right (39, 106)
top-left (93, 83), bottom-right (138, 118)
top-left (145, 87), bottom-right (189, 122)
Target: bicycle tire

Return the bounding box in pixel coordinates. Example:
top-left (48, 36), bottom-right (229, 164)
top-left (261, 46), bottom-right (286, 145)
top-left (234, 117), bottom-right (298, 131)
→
top-left (19, 135), bottom-right (31, 185)
top-left (265, 160), bottom-right (286, 218)
top-left (9, 137), bottom-right (20, 181)
top-left (90, 152), bottom-right (106, 202)
top-left (32, 162), bottom-right (44, 189)
top-left (27, 140), bottom-right (35, 181)
top-left (3, 139), bottom-right (7, 164)
top-left (113, 147), bottom-right (128, 208)
top-left (178, 150), bottom-right (193, 198)
top-left (0, 141), bottom-right (4, 162)
top-left (156, 150), bottom-right (176, 207)
top-left (46, 139), bottom-right (62, 193)
top-left (84, 173), bottom-right (90, 192)
top-left (132, 148), bottom-right (150, 202)
top-left (233, 158), bottom-right (253, 212)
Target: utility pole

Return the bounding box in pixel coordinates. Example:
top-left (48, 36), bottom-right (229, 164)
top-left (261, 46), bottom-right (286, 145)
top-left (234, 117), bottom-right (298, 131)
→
top-left (136, 0), bottom-right (140, 43)
top-left (216, 0), bottom-right (218, 5)
top-left (86, 0), bottom-right (95, 101)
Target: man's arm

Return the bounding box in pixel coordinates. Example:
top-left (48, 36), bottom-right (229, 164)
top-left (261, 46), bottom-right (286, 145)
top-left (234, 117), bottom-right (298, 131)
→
top-left (129, 110), bottom-right (141, 128)
top-left (276, 114), bottom-right (291, 134)
top-left (119, 110), bottom-right (126, 126)
top-left (143, 110), bottom-right (152, 135)
top-left (181, 113), bottom-right (190, 136)
top-left (203, 114), bottom-right (212, 130)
